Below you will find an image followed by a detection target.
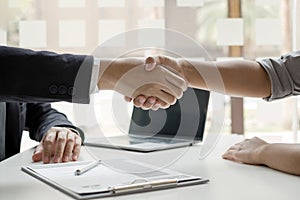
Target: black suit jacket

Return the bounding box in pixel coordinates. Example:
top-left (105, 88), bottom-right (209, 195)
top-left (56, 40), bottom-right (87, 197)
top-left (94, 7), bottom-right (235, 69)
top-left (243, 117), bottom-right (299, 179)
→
top-left (0, 46), bottom-right (93, 103)
top-left (5, 102), bottom-right (84, 160)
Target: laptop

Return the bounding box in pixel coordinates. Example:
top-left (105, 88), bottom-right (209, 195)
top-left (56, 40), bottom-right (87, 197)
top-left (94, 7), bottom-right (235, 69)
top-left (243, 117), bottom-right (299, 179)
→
top-left (84, 88), bottom-right (210, 152)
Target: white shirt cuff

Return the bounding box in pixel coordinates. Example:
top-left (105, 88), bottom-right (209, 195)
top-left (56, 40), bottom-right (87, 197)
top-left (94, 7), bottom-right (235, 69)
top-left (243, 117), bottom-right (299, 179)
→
top-left (89, 57), bottom-right (100, 94)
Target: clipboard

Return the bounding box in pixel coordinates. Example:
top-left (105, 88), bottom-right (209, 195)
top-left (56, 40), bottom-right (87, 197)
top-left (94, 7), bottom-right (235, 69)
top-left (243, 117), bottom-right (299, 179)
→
top-left (21, 159), bottom-right (208, 199)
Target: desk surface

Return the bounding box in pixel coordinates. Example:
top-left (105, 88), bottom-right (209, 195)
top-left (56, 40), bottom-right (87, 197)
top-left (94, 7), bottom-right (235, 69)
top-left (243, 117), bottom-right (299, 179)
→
top-left (1, 134), bottom-right (300, 200)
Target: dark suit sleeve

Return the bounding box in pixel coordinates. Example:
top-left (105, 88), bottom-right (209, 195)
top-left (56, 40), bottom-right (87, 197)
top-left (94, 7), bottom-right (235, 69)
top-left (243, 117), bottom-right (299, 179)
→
top-left (0, 46), bottom-right (93, 103)
top-left (25, 103), bottom-right (85, 142)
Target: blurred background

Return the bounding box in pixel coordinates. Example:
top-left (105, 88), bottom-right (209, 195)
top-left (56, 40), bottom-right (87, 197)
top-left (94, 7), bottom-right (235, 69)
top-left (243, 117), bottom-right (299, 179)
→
top-left (0, 0), bottom-right (299, 150)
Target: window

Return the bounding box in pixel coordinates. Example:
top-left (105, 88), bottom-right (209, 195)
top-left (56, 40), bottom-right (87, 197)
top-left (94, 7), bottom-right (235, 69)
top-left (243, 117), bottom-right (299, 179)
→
top-left (1, 0), bottom-right (299, 150)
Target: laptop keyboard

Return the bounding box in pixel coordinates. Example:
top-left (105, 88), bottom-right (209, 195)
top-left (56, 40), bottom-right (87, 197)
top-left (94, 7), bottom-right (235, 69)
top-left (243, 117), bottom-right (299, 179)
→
top-left (129, 137), bottom-right (186, 144)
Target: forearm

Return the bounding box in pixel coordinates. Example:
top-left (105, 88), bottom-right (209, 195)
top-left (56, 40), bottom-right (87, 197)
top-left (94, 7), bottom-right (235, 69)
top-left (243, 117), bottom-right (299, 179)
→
top-left (98, 58), bottom-right (143, 90)
top-left (256, 143), bottom-right (300, 175)
top-left (180, 59), bottom-right (271, 98)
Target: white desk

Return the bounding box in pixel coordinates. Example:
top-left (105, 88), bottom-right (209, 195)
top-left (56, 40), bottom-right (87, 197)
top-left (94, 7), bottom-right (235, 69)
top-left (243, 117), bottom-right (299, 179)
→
top-left (1, 135), bottom-right (300, 200)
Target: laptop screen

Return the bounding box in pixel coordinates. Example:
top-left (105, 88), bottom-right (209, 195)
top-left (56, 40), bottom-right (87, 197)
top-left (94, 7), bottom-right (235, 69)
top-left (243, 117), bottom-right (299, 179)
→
top-left (129, 88), bottom-right (210, 141)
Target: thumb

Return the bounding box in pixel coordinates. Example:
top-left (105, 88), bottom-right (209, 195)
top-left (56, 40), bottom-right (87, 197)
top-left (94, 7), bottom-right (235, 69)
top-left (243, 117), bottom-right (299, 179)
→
top-left (32, 145), bottom-right (43, 162)
top-left (145, 57), bottom-right (156, 71)
top-left (146, 55), bottom-right (181, 75)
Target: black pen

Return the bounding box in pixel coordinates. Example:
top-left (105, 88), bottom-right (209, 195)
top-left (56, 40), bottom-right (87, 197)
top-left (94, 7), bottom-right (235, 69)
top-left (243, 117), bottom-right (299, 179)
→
top-left (74, 160), bottom-right (100, 176)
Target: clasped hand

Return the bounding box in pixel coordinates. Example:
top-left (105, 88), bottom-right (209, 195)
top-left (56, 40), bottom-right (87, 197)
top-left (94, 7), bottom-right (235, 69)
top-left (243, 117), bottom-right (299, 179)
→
top-left (98, 56), bottom-right (187, 109)
top-left (121, 55), bottom-right (186, 110)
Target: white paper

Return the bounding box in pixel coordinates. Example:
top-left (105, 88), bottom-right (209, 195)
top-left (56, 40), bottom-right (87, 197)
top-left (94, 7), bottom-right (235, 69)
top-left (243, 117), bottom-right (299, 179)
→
top-left (25, 159), bottom-right (193, 195)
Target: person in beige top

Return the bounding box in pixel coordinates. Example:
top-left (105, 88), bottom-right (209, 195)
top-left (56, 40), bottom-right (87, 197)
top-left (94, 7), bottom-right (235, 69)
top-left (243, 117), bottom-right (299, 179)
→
top-left (127, 51), bottom-right (300, 176)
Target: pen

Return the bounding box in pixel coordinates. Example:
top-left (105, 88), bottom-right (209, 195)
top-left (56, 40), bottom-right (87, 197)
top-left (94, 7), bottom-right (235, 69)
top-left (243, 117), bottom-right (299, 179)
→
top-left (74, 160), bottom-right (100, 176)
top-left (111, 179), bottom-right (178, 193)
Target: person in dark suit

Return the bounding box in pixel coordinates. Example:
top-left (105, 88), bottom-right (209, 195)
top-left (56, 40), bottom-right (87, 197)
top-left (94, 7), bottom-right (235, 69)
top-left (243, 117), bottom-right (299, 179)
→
top-left (0, 46), bottom-right (89, 163)
top-left (0, 45), bottom-right (186, 105)
top-left (2, 102), bottom-right (84, 163)
top-left (0, 46), bottom-right (94, 103)
top-left (0, 46), bottom-right (187, 164)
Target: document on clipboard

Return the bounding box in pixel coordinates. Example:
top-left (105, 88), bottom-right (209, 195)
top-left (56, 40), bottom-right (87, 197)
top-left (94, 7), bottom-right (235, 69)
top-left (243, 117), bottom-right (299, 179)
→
top-left (21, 159), bottom-right (209, 199)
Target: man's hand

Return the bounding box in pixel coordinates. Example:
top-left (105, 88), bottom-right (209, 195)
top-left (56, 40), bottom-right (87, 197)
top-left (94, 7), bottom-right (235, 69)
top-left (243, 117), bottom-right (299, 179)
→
top-left (98, 57), bottom-right (187, 109)
top-left (125, 55), bottom-right (187, 110)
top-left (32, 127), bottom-right (82, 164)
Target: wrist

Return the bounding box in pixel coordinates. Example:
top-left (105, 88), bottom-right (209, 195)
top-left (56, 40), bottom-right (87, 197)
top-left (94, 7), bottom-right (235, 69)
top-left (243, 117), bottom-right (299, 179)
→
top-left (178, 58), bottom-right (206, 88)
top-left (98, 58), bottom-right (144, 90)
top-left (177, 58), bottom-right (191, 86)
top-left (98, 59), bottom-right (117, 90)
top-left (253, 143), bottom-right (269, 165)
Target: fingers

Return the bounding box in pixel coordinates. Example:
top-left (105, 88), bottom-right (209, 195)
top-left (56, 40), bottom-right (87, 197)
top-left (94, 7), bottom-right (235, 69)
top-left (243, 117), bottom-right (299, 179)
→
top-left (53, 129), bottom-right (68, 163)
top-left (123, 56), bottom-right (187, 111)
top-left (124, 96), bottom-right (132, 102)
top-left (147, 55), bottom-right (183, 75)
top-left (133, 96), bottom-right (167, 111)
top-left (163, 68), bottom-right (187, 93)
top-left (154, 90), bottom-right (176, 107)
top-left (60, 131), bottom-right (74, 162)
top-left (32, 143), bottom-right (43, 162)
top-left (222, 150), bottom-right (240, 162)
top-left (146, 55), bottom-right (166, 66)
top-left (146, 56), bottom-right (187, 93)
top-left (42, 130), bottom-right (57, 164)
top-left (222, 137), bottom-right (265, 165)
top-left (128, 94), bottom-right (162, 111)
top-left (61, 133), bottom-right (81, 162)
top-left (151, 99), bottom-right (162, 110)
top-left (135, 97), bottom-right (156, 109)
top-left (146, 66), bottom-right (186, 101)
top-left (72, 137), bottom-right (82, 161)
top-left (40, 127), bottom-right (82, 164)
top-left (132, 96), bottom-right (147, 107)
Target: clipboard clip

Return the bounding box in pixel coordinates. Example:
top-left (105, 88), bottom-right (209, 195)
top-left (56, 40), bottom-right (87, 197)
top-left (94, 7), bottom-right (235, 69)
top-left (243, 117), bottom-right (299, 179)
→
top-left (110, 179), bottom-right (178, 194)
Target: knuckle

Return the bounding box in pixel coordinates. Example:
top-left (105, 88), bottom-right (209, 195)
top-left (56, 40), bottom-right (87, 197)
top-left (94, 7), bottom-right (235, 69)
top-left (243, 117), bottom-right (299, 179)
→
top-left (157, 55), bottom-right (164, 64)
top-left (176, 91), bottom-right (183, 99)
top-left (73, 147), bottom-right (81, 154)
top-left (64, 148), bottom-right (72, 154)
top-left (43, 139), bottom-right (53, 146)
top-left (180, 81), bottom-right (187, 91)
top-left (57, 137), bottom-right (66, 144)
top-left (76, 138), bottom-right (82, 145)
top-left (170, 97), bottom-right (176, 105)
top-left (48, 127), bottom-right (56, 132)
top-left (67, 137), bottom-right (75, 144)
top-left (74, 143), bottom-right (81, 149)
top-left (56, 150), bottom-right (64, 156)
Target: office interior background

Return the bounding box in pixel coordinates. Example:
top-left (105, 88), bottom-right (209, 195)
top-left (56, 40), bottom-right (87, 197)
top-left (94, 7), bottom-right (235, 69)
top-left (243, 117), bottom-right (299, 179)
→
top-left (0, 0), bottom-right (300, 151)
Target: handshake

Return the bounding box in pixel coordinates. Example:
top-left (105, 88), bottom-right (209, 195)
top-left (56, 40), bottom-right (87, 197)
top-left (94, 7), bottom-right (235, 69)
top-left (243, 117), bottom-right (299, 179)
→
top-left (97, 55), bottom-right (193, 111)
